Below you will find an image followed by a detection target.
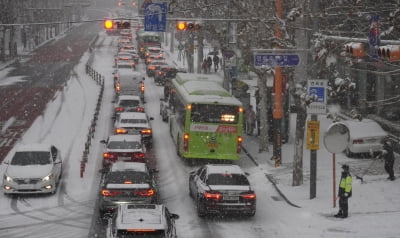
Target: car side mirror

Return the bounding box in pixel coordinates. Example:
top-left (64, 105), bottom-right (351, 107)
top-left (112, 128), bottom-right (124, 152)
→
top-left (3, 160), bottom-right (9, 165)
top-left (149, 117), bottom-right (154, 120)
top-left (170, 213), bottom-right (180, 220)
top-left (100, 140), bottom-right (107, 144)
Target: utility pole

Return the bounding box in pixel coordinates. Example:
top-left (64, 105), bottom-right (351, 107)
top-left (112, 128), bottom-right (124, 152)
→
top-left (273, 0), bottom-right (284, 167)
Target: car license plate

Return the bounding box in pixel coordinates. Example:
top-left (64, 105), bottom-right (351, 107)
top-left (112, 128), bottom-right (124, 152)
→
top-left (208, 143), bottom-right (217, 148)
top-left (119, 157), bottom-right (131, 161)
top-left (224, 196), bottom-right (238, 201)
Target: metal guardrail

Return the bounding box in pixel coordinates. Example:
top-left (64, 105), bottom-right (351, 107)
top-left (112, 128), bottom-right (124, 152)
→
top-left (80, 64), bottom-right (105, 178)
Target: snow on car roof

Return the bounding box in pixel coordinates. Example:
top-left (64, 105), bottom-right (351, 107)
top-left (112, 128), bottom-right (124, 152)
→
top-left (341, 119), bottom-right (388, 138)
top-left (118, 112), bottom-right (148, 120)
top-left (206, 164), bottom-right (244, 174)
top-left (15, 143), bottom-right (52, 152)
top-left (108, 134), bottom-right (142, 142)
top-left (110, 161), bottom-right (147, 172)
top-left (117, 95), bottom-right (141, 101)
top-left (117, 204), bottom-right (165, 230)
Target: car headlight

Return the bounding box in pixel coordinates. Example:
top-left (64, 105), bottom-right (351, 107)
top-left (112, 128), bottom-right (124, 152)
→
top-left (42, 174), bottom-right (54, 182)
top-left (4, 175), bottom-right (13, 182)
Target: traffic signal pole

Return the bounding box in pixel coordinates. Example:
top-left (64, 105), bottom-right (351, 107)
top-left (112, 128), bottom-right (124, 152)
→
top-left (273, 0), bottom-right (284, 167)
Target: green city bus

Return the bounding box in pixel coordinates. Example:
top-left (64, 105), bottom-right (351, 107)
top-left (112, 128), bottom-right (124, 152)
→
top-left (166, 73), bottom-right (244, 161)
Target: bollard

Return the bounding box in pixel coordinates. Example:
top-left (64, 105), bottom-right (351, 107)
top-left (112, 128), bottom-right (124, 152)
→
top-left (80, 160), bottom-right (85, 178)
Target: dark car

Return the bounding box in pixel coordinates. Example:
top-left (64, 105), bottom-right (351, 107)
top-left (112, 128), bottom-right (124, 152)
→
top-left (146, 60), bottom-right (168, 77)
top-left (188, 164), bottom-right (256, 217)
top-left (100, 134), bottom-right (147, 168)
top-left (154, 65), bottom-right (178, 86)
top-left (106, 204), bottom-right (179, 238)
top-left (99, 161), bottom-right (158, 217)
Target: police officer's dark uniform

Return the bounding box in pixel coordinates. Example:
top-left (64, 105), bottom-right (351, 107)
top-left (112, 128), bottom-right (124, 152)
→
top-left (335, 164), bottom-right (352, 218)
top-left (383, 140), bottom-right (395, 181)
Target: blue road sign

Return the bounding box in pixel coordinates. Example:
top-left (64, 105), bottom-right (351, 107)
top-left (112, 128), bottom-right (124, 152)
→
top-left (307, 80), bottom-right (327, 114)
top-left (254, 54), bottom-right (300, 67)
top-left (309, 87), bottom-right (325, 103)
top-left (144, 3), bottom-right (167, 32)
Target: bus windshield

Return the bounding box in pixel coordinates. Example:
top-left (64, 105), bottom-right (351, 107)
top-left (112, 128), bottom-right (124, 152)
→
top-left (190, 104), bottom-right (239, 124)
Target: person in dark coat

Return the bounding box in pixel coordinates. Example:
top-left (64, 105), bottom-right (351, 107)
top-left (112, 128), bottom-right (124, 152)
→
top-left (206, 56), bottom-right (212, 73)
top-left (382, 139), bottom-right (396, 181)
top-left (335, 164), bottom-right (352, 218)
top-left (213, 54), bottom-right (220, 72)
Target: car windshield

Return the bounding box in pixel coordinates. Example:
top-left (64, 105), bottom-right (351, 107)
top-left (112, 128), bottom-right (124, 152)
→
top-left (106, 171), bottom-right (150, 184)
top-left (207, 173), bottom-right (250, 186)
top-left (11, 151), bottom-right (51, 165)
top-left (108, 141), bottom-right (141, 150)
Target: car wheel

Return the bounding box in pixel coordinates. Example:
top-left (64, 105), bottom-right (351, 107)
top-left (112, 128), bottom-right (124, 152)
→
top-left (345, 148), bottom-right (353, 158)
top-left (247, 209), bottom-right (256, 217)
top-left (197, 196), bottom-right (206, 217)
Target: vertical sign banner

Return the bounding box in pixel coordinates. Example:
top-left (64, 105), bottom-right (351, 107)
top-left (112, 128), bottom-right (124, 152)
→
top-left (306, 120), bottom-right (320, 150)
top-left (307, 79), bottom-right (327, 114)
top-left (144, 3), bottom-right (167, 32)
top-left (369, 14), bottom-right (380, 59)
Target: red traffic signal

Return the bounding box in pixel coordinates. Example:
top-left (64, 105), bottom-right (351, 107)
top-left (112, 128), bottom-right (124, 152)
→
top-left (377, 45), bottom-right (400, 62)
top-left (344, 42), bottom-right (365, 58)
top-left (104, 19), bottom-right (114, 29)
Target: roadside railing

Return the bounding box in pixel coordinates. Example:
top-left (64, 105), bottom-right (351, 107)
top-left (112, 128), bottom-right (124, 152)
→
top-left (80, 63), bottom-right (105, 178)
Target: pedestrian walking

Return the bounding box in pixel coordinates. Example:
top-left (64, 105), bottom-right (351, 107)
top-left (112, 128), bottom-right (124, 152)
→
top-left (335, 164), bottom-right (352, 218)
top-left (207, 56), bottom-right (212, 73)
top-left (213, 54), bottom-right (220, 72)
top-left (244, 105), bottom-right (256, 136)
top-left (382, 138), bottom-right (396, 181)
top-left (202, 58), bottom-right (208, 74)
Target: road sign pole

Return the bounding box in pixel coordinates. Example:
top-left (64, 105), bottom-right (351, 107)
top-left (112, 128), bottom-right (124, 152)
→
top-left (310, 114), bottom-right (318, 199)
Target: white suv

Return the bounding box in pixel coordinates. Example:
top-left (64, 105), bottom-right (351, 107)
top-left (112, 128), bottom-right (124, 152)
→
top-left (106, 204), bottom-right (179, 238)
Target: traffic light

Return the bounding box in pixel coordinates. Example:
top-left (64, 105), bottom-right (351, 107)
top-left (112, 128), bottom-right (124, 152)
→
top-left (115, 20), bottom-right (131, 29)
top-left (377, 45), bottom-right (400, 62)
top-left (104, 19), bottom-right (114, 30)
top-left (344, 42), bottom-right (366, 58)
top-left (176, 21), bottom-right (201, 31)
top-left (176, 21), bottom-right (187, 31)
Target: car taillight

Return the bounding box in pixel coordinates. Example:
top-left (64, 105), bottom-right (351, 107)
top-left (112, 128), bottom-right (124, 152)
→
top-left (135, 189), bottom-right (155, 197)
top-left (241, 192), bottom-right (256, 200)
top-left (183, 133), bottom-right (189, 152)
top-left (158, 71), bottom-right (163, 75)
top-left (353, 139), bottom-right (364, 144)
top-left (133, 152), bottom-right (145, 159)
top-left (137, 107), bottom-right (144, 112)
top-left (103, 152), bottom-right (117, 159)
top-left (141, 129), bottom-right (152, 135)
top-left (204, 191), bottom-right (222, 200)
top-left (141, 83), bottom-right (145, 92)
top-left (149, 66), bottom-right (155, 70)
top-left (116, 83), bottom-right (121, 92)
top-left (115, 128), bottom-right (128, 134)
top-left (237, 136), bottom-right (243, 153)
top-left (101, 189), bottom-right (123, 197)
top-left (115, 107), bottom-right (124, 112)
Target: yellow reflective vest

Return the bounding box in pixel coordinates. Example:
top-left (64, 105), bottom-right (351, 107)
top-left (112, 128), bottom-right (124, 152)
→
top-left (339, 174), bottom-right (352, 196)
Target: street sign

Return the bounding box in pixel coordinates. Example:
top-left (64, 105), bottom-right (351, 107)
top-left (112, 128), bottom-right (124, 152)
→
top-left (306, 120), bottom-right (320, 150)
top-left (144, 3), bottom-right (167, 32)
top-left (254, 53), bottom-right (300, 68)
top-left (307, 79), bottom-right (327, 114)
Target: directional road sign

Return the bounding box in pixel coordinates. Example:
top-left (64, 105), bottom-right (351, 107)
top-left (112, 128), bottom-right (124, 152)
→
top-left (254, 53), bottom-right (300, 68)
top-left (307, 79), bottom-right (327, 114)
top-left (144, 3), bottom-right (167, 32)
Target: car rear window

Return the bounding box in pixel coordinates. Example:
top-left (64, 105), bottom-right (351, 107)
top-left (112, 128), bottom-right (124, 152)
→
top-left (116, 229), bottom-right (164, 238)
top-left (11, 151), bottom-right (51, 165)
top-left (121, 119), bottom-right (147, 124)
top-left (119, 100), bottom-right (140, 107)
top-left (207, 173), bottom-right (250, 186)
top-left (108, 141), bottom-right (141, 150)
top-left (106, 171), bottom-right (150, 184)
